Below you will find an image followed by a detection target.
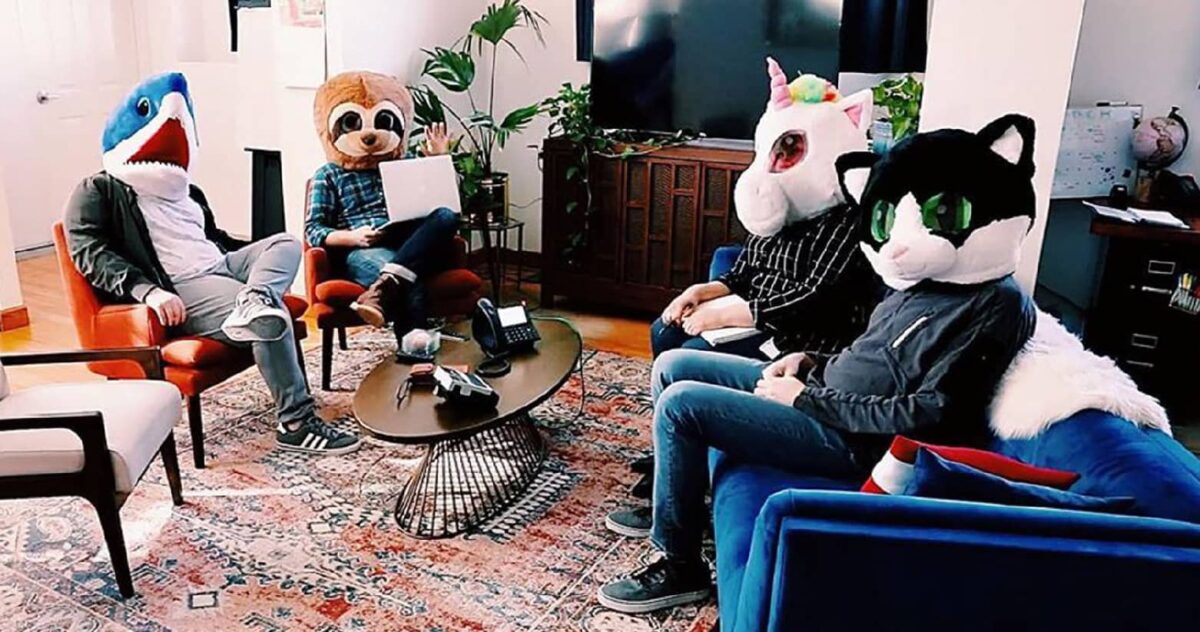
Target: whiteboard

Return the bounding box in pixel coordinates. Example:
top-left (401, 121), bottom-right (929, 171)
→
top-left (1052, 106), bottom-right (1142, 199)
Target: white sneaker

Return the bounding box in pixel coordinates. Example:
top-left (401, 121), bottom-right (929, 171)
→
top-left (221, 288), bottom-right (290, 342)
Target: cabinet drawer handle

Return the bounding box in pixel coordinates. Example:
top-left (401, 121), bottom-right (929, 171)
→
top-left (1130, 333), bottom-right (1159, 350)
top-left (1126, 360), bottom-right (1156, 370)
top-left (1133, 285), bottom-right (1172, 296)
top-left (1147, 260), bottom-right (1177, 276)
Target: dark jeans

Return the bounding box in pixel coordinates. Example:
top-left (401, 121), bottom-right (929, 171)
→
top-left (649, 349), bottom-right (861, 561)
top-left (342, 207), bottom-right (459, 329)
top-left (649, 317), bottom-right (771, 359)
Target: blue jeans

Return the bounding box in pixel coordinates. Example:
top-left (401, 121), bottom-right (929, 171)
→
top-left (343, 207), bottom-right (460, 329)
top-left (649, 349), bottom-right (861, 561)
top-left (649, 317), bottom-right (771, 359)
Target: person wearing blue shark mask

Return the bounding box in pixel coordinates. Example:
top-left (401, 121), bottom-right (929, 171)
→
top-left (64, 72), bottom-right (361, 457)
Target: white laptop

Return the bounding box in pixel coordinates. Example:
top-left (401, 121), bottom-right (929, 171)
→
top-left (377, 155), bottom-right (461, 231)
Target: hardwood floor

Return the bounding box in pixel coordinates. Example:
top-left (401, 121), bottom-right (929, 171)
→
top-left (0, 252), bottom-right (653, 390)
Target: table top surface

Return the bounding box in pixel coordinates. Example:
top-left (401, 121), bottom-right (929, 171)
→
top-left (352, 319), bottom-right (582, 443)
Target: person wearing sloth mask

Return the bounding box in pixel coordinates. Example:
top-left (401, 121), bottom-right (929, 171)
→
top-left (305, 71), bottom-right (459, 334)
top-left (651, 58), bottom-right (878, 361)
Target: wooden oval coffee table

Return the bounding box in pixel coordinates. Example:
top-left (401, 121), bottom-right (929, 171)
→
top-left (353, 319), bottom-right (581, 538)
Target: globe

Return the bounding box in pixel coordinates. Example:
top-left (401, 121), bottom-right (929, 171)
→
top-left (1132, 107), bottom-right (1189, 169)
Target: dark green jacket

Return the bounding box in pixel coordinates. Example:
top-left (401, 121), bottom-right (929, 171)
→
top-left (63, 172), bottom-right (247, 302)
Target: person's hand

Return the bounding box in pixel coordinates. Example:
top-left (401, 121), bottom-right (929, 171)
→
top-left (762, 352), bottom-right (817, 379)
top-left (662, 286), bottom-right (701, 326)
top-left (681, 300), bottom-right (723, 335)
top-left (422, 122), bottom-right (454, 156)
top-left (145, 288), bottom-right (187, 327)
top-left (754, 375), bottom-right (807, 406)
top-left (348, 226), bottom-right (381, 248)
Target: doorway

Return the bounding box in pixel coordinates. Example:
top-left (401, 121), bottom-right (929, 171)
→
top-left (0, 0), bottom-right (141, 251)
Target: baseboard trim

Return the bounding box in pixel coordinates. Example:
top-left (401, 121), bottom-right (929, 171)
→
top-left (0, 305), bottom-right (30, 331)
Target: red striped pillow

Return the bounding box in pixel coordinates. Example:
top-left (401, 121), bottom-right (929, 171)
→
top-left (861, 436), bottom-right (1079, 494)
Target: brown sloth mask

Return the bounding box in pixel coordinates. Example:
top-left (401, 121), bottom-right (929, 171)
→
top-left (313, 71), bottom-right (414, 171)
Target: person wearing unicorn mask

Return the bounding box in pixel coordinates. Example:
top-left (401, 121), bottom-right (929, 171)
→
top-left (651, 58), bottom-right (878, 360)
top-left (64, 72), bottom-right (361, 457)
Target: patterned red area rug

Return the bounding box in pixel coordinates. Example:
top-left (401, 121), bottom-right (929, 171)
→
top-left (0, 331), bottom-right (718, 631)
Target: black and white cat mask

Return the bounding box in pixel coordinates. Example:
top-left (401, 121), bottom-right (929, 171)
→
top-left (836, 114), bottom-right (1037, 291)
top-left (734, 58), bottom-right (872, 237)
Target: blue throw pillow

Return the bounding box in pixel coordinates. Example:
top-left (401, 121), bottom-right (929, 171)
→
top-left (907, 448), bottom-right (1137, 514)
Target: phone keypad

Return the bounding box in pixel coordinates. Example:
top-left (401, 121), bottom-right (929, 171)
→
top-left (504, 325), bottom-right (540, 345)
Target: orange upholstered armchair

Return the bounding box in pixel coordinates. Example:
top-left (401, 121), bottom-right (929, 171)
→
top-left (52, 222), bottom-right (309, 469)
top-left (304, 183), bottom-right (483, 390)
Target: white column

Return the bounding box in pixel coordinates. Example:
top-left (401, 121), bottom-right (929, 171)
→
top-left (920, 0), bottom-right (1086, 290)
top-left (0, 162), bottom-right (24, 312)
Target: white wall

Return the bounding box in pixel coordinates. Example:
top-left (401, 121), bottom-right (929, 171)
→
top-left (328, 0), bottom-right (587, 254)
top-left (0, 163), bottom-right (22, 309)
top-left (131, 0), bottom-right (280, 238)
top-left (1068, 0), bottom-right (1200, 178)
top-left (920, 0), bottom-right (1085, 290)
top-left (491, 0), bottom-right (590, 254)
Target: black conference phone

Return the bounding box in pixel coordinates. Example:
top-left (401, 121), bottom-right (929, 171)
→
top-left (472, 298), bottom-right (540, 356)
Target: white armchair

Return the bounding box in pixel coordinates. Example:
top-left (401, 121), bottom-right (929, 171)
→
top-left (0, 347), bottom-right (183, 599)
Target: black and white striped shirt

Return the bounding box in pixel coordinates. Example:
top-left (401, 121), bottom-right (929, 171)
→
top-left (718, 204), bottom-right (877, 354)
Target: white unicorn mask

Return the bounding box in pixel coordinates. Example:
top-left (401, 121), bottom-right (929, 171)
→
top-left (734, 58), bottom-right (872, 237)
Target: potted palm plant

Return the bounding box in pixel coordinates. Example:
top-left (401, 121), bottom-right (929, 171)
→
top-left (410, 0), bottom-right (547, 223)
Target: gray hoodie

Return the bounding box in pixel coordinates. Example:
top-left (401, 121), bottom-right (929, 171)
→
top-left (795, 275), bottom-right (1036, 462)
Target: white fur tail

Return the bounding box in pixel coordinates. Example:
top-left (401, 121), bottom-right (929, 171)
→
top-left (988, 310), bottom-right (1171, 439)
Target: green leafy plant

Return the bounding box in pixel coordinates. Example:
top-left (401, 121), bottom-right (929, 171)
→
top-left (872, 74), bottom-right (924, 143)
top-left (411, 0), bottom-right (547, 191)
top-left (542, 82), bottom-right (698, 261)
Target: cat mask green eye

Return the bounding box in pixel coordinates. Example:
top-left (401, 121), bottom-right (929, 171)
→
top-left (870, 200), bottom-right (896, 242)
top-left (870, 193), bottom-right (973, 242)
top-left (921, 192), bottom-right (973, 235)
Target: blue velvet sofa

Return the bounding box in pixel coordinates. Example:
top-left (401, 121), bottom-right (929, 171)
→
top-left (704, 244), bottom-right (1200, 631)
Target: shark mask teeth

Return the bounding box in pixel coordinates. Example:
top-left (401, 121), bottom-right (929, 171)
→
top-left (126, 117), bottom-right (190, 170)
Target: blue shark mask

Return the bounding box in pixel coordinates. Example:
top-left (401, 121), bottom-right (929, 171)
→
top-left (101, 72), bottom-right (199, 201)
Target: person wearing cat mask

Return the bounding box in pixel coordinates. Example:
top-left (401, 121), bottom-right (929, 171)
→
top-left (651, 58), bottom-right (877, 360)
top-left (598, 115), bottom-right (1038, 615)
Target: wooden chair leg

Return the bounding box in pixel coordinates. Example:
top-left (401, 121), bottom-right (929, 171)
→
top-left (337, 326), bottom-right (349, 350)
top-left (321, 327), bottom-right (334, 391)
top-left (92, 493), bottom-right (135, 598)
top-left (160, 433), bottom-right (184, 507)
top-left (187, 395), bottom-right (205, 469)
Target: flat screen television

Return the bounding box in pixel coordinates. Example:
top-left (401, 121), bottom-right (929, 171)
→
top-left (591, 0), bottom-right (843, 140)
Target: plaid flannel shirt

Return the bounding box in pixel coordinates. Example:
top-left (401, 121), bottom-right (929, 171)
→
top-left (305, 162), bottom-right (391, 247)
top-left (717, 204), bottom-right (875, 354)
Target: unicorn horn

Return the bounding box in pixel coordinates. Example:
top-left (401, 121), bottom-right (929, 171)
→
top-left (766, 57), bottom-right (792, 110)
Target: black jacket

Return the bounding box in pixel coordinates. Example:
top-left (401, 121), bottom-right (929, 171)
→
top-left (796, 276), bottom-right (1036, 462)
top-left (63, 173), bottom-right (247, 302)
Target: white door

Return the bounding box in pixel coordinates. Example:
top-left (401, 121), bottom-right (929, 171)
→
top-left (0, 0), bottom-right (141, 250)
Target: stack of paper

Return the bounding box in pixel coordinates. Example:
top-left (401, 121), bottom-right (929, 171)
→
top-left (700, 326), bottom-right (760, 345)
top-left (1084, 201), bottom-right (1189, 228)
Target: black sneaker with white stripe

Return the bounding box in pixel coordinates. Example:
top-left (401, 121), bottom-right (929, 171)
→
top-left (276, 417), bottom-right (362, 455)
